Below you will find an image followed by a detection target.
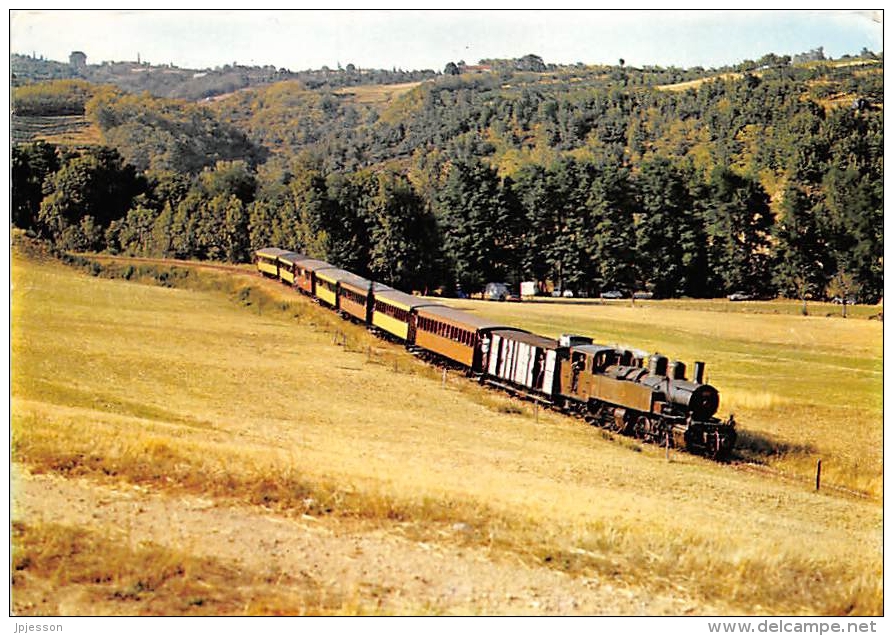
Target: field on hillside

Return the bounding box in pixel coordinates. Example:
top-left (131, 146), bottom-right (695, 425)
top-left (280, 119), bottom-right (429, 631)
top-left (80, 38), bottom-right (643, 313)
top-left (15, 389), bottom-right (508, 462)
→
top-left (10, 252), bottom-right (882, 615)
top-left (11, 114), bottom-right (102, 146)
top-left (333, 81), bottom-right (424, 107)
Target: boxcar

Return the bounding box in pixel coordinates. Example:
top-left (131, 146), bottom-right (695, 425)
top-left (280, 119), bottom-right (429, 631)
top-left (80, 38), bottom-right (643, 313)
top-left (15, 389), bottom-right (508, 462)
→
top-left (485, 330), bottom-right (562, 399)
top-left (414, 305), bottom-right (525, 371)
top-left (371, 289), bottom-right (441, 342)
top-left (276, 251), bottom-right (305, 286)
top-left (255, 247), bottom-right (292, 278)
top-left (292, 258), bottom-right (336, 297)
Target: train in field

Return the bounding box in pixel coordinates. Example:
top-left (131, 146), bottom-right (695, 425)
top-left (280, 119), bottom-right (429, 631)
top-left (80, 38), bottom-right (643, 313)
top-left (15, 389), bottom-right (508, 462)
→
top-left (256, 247), bottom-right (737, 458)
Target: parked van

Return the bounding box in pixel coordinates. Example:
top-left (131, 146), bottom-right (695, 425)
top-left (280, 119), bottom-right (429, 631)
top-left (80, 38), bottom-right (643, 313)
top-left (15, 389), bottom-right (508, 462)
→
top-left (484, 282), bottom-right (510, 301)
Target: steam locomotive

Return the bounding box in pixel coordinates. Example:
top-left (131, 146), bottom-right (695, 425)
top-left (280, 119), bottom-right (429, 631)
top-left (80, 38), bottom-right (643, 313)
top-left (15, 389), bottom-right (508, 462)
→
top-left (256, 247), bottom-right (737, 458)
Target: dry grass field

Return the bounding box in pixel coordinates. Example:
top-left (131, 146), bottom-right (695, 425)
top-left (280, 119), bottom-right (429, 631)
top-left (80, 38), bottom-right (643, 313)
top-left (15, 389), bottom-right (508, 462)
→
top-left (10, 250), bottom-right (882, 615)
top-left (438, 296), bottom-right (883, 499)
top-left (333, 81), bottom-right (424, 107)
top-left (10, 114), bottom-right (103, 146)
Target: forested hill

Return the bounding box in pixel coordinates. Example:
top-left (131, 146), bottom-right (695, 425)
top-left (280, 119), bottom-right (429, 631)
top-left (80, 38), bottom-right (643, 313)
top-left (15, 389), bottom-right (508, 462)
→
top-left (11, 52), bottom-right (884, 303)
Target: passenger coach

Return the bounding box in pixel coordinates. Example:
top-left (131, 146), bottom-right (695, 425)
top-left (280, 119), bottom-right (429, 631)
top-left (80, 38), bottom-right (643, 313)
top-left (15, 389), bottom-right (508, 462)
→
top-left (255, 247), bottom-right (293, 279)
top-left (276, 251), bottom-right (305, 286)
top-left (371, 288), bottom-right (441, 342)
top-left (337, 271), bottom-right (392, 324)
top-left (292, 258), bottom-right (336, 297)
top-left (414, 305), bottom-right (525, 371)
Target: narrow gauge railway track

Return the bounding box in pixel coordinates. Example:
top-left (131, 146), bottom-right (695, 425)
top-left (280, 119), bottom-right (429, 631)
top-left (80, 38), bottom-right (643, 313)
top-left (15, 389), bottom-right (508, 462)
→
top-left (80, 251), bottom-right (738, 460)
top-left (253, 248), bottom-right (737, 460)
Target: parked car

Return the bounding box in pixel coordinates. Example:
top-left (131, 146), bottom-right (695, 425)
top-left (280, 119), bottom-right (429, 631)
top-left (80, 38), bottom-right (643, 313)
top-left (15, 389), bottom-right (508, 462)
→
top-left (484, 282), bottom-right (510, 301)
top-left (562, 289), bottom-right (575, 298)
top-left (831, 295), bottom-right (857, 305)
top-left (727, 291), bottom-right (754, 301)
top-left (632, 291), bottom-right (654, 300)
top-left (600, 290), bottom-right (624, 299)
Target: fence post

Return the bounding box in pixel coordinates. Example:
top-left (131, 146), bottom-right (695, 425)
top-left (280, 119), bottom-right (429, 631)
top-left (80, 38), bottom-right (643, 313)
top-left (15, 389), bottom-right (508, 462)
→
top-left (815, 459), bottom-right (822, 491)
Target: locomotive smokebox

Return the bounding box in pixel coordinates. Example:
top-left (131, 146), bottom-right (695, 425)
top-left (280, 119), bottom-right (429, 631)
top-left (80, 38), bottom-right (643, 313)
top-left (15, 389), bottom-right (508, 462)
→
top-left (665, 382), bottom-right (720, 420)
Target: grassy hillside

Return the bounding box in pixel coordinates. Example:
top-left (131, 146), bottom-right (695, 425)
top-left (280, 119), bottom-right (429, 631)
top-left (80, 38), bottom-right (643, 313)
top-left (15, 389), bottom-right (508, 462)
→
top-left (437, 297), bottom-right (883, 499)
top-left (11, 114), bottom-right (102, 146)
top-left (11, 252), bottom-right (881, 615)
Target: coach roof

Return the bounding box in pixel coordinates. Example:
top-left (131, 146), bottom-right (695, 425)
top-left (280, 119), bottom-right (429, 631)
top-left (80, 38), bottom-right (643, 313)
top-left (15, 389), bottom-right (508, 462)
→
top-left (416, 304), bottom-right (525, 333)
top-left (489, 329), bottom-right (559, 350)
top-left (256, 247), bottom-right (292, 259)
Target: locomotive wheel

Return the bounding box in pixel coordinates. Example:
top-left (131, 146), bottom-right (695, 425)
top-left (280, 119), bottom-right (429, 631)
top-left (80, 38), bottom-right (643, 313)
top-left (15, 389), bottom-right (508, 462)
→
top-left (633, 416), bottom-right (650, 439)
top-left (613, 412), bottom-right (629, 434)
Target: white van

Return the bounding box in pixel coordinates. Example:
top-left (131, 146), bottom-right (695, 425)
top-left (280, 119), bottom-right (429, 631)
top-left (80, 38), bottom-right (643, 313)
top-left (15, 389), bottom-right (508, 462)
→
top-left (484, 282), bottom-right (510, 301)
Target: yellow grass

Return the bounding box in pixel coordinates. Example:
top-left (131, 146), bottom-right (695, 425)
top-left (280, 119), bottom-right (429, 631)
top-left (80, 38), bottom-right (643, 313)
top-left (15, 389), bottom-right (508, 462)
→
top-left (333, 81), bottom-right (424, 107)
top-left (11, 521), bottom-right (360, 615)
top-left (434, 296), bottom-right (882, 497)
top-left (10, 252), bottom-right (883, 615)
top-left (11, 114), bottom-right (103, 146)
top-left (655, 73), bottom-right (743, 92)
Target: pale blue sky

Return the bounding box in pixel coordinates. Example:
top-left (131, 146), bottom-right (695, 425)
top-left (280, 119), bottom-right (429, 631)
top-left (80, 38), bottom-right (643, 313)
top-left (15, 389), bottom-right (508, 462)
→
top-left (10, 9), bottom-right (884, 72)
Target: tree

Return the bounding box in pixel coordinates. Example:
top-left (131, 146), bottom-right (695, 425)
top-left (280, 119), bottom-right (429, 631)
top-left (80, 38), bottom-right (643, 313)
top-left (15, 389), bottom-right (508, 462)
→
top-left (324, 171), bottom-right (377, 274)
top-left (434, 159), bottom-right (509, 293)
top-left (367, 173), bottom-right (442, 292)
top-left (514, 163), bottom-right (555, 286)
top-left (222, 195), bottom-right (250, 262)
top-left (633, 157), bottom-right (707, 298)
top-left (772, 184), bottom-right (829, 315)
top-left (114, 205), bottom-right (159, 255)
top-left (444, 62), bottom-right (460, 76)
top-left (587, 156), bottom-right (636, 293)
top-left (12, 141), bottom-right (59, 230)
top-left (198, 160), bottom-right (257, 205)
top-left (826, 271), bottom-right (859, 318)
top-left (541, 157), bottom-right (598, 295)
top-left (289, 167), bottom-right (332, 259)
top-left (702, 167), bottom-right (774, 294)
top-left (36, 147), bottom-right (144, 246)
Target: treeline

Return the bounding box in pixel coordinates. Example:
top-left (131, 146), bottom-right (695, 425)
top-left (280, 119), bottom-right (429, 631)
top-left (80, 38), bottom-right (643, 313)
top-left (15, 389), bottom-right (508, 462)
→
top-left (12, 139), bottom-right (881, 303)
top-left (11, 53), bottom-right (440, 101)
top-left (10, 54), bottom-right (883, 303)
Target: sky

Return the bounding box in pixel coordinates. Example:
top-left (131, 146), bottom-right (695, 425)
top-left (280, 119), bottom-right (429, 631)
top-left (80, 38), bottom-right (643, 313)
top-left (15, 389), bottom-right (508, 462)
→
top-left (8, 8), bottom-right (884, 73)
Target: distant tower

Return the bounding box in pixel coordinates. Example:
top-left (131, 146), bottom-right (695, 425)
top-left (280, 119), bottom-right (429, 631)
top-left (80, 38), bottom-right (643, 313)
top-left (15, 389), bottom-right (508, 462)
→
top-left (137, 52), bottom-right (141, 64)
top-left (69, 51), bottom-right (87, 69)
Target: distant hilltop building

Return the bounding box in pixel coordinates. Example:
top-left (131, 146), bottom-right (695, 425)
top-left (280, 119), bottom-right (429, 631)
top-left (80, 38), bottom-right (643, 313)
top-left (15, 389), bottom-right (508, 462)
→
top-left (69, 50), bottom-right (87, 69)
top-left (792, 47), bottom-right (825, 65)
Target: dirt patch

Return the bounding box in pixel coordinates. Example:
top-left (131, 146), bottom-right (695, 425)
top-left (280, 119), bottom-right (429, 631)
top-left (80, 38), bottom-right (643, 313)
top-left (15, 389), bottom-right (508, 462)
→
top-left (11, 464), bottom-right (723, 615)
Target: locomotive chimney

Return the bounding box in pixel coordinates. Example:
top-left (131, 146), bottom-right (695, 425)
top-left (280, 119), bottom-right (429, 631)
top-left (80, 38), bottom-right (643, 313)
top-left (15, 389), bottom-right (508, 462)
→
top-left (670, 360), bottom-right (687, 380)
top-left (649, 354), bottom-right (668, 376)
top-left (694, 361), bottom-right (705, 384)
